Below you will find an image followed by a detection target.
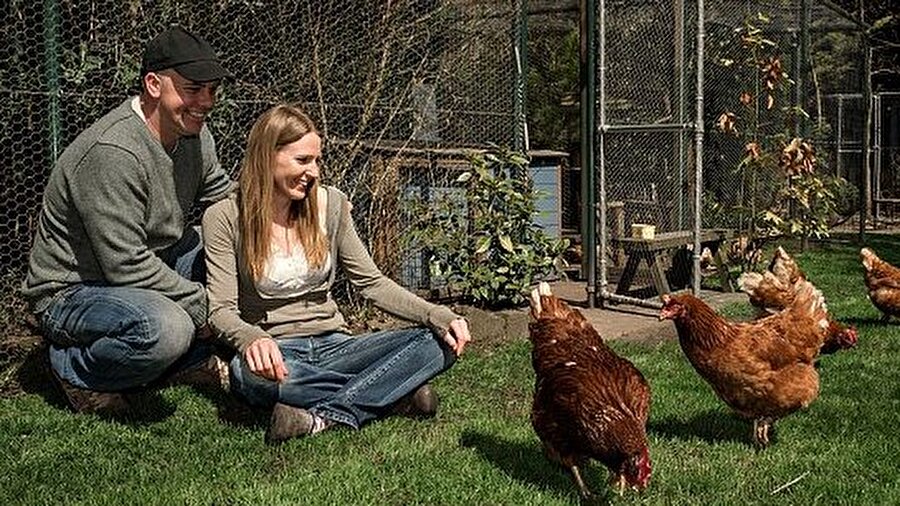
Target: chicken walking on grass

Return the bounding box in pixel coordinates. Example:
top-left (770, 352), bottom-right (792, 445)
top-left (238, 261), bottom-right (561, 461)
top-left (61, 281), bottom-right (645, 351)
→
top-left (660, 278), bottom-right (830, 448)
top-left (861, 247), bottom-right (900, 321)
top-left (528, 282), bottom-right (652, 498)
top-left (737, 246), bottom-right (857, 355)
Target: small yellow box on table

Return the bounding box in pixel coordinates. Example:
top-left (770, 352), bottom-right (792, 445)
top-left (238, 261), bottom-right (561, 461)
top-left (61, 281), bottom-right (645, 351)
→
top-left (631, 224), bottom-right (655, 239)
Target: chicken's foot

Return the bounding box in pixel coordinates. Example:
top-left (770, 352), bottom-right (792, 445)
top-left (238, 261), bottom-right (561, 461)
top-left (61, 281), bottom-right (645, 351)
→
top-left (569, 464), bottom-right (592, 498)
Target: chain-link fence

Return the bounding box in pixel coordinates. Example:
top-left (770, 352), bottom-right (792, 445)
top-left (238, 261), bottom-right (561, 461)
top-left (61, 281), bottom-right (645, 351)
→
top-left (822, 94), bottom-right (866, 184)
top-left (585, 0), bottom-right (700, 305)
top-left (872, 93), bottom-right (900, 223)
top-left (1, 1), bottom-right (528, 344)
top-left (0, 0), bottom-right (883, 339)
top-left (526, 4), bottom-right (581, 239)
top-left (702, 0), bottom-right (864, 254)
top-left (574, 0), bottom-right (870, 307)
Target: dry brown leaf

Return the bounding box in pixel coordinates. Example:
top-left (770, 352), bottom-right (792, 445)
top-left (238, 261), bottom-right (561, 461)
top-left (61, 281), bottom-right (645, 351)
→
top-left (745, 142), bottom-right (761, 160)
top-left (717, 112), bottom-right (738, 135)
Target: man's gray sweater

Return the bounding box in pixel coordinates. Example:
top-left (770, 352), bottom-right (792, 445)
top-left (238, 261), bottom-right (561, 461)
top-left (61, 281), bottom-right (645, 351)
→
top-left (22, 97), bottom-right (234, 327)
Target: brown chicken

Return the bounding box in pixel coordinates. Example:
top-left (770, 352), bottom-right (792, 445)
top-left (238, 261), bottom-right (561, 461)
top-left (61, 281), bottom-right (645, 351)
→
top-left (861, 247), bottom-right (900, 320)
top-left (738, 246), bottom-right (857, 354)
top-left (528, 282), bottom-right (651, 497)
top-left (738, 246), bottom-right (804, 312)
top-left (659, 278), bottom-right (830, 447)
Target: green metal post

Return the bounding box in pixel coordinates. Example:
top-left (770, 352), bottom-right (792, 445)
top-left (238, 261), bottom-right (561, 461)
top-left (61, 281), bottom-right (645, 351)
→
top-left (860, 42), bottom-right (872, 242)
top-left (799, 0), bottom-right (810, 139)
top-left (44, 0), bottom-right (61, 163)
top-left (581, 0), bottom-right (597, 307)
top-left (513, 0), bottom-right (528, 153)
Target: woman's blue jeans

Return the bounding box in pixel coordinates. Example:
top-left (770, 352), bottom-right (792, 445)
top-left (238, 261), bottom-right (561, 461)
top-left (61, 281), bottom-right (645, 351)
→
top-left (38, 227), bottom-right (212, 391)
top-left (230, 328), bottom-right (456, 429)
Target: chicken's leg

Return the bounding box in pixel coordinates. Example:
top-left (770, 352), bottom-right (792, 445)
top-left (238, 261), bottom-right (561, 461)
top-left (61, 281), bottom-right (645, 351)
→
top-left (569, 464), bottom-right (592, 498)
top-left (753, 417), bottom-right (772, 448)
top-left (613, 473), bottom-right (627, 496)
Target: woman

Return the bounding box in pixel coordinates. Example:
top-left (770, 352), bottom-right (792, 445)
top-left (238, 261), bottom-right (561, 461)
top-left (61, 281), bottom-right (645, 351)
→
top-left (203, 104), bottom-right (471, 444)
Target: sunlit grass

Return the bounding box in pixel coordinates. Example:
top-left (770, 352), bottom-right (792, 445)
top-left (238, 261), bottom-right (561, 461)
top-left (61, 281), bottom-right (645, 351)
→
top-left (1, 235), bottom-right (898, 504)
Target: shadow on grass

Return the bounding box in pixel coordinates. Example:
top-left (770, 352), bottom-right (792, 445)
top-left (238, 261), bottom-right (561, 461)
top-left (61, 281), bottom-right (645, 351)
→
top-left (841, 315), bottom-right (893, 327)
top-left (649, 409), bottom-right (755, 447)
top-left (209, 392), bottom-right (269, 430)
top-left (459, 429), bottom-right (613, 505)
top-left (12, 340), bottom-right (268, 429)
top-left (14, 343), bottom-right (199, 425)
top-left (22, 344), bottom-right (179, 424)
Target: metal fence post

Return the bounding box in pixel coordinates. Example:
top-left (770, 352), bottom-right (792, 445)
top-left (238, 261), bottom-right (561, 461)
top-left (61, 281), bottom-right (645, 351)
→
top-left (513, 0), bottom-right (529, 153)
top-left (692, 0), bottom-right (705, 295)
top-left (43, 0), bottom-right (60, 163)
top-left (861, 42), bottom-right (873, 240)
top-left (581, 0), bottom-right (597, 307)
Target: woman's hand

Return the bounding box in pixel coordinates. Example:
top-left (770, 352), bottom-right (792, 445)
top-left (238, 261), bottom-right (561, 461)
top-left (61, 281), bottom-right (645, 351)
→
top-left (244, 337), bottom-right (289, 382)
top-left (443, 318), bottom-right (472, 356)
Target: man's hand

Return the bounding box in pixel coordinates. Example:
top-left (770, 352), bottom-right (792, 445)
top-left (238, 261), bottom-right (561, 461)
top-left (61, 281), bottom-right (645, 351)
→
top-left (442, 318), bottom-right (472, 356)
top-left (244, 337), bottom-right (289, 382)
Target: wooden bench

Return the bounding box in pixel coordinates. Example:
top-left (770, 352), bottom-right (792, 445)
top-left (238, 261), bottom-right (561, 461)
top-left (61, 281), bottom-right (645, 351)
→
top-left (611, 228), bottom-right (735, 297)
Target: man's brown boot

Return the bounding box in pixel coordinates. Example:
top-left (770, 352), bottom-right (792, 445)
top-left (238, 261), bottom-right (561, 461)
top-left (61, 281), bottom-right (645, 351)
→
top-left (51, 368), bottom-right (130, 416)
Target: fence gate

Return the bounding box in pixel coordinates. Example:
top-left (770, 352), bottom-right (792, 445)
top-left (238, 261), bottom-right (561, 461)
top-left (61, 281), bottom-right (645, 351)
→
top-left (589, 0), bottom-right (703, 308)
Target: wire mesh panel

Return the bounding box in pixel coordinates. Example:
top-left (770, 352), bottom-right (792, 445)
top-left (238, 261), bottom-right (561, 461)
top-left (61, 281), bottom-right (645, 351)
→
top-left (526, 5), bottom-right (580, 238)
top-left (821, 94), bottom-right (866, 182)
top-left (0, 0), bottom-right (524, 340)
top-left (703, 1), bottom-right (801, 241)
top-left (874, 93), bottom-right (900, 222)
top-left (589, 0), bottom-right (868, 306)
top-left (595, 0), bottom-right (700, 304)
top-left (702, 0), bottom-right (864, 267)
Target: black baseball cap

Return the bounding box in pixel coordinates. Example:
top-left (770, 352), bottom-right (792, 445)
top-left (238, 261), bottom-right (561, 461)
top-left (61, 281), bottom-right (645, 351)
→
top-left (141, 26), bottom-right (231, 82)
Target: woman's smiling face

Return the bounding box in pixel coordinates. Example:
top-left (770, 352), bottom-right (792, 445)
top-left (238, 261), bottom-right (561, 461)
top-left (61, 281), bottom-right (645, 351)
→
top-left (272, 132), bottom-right (322, 204)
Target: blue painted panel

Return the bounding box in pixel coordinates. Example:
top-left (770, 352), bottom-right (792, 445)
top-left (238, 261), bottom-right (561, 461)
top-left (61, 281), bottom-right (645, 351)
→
top-left (529, 161), bottom-right (560, 237)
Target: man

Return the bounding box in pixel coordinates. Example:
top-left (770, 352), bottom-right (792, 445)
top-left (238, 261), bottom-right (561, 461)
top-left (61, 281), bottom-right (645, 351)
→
top-left (22, 26), bottom-right (236, 415)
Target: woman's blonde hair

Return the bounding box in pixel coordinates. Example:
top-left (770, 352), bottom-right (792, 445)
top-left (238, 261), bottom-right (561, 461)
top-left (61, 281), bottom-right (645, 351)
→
top-left (238, 104), bottom-right (329, 280)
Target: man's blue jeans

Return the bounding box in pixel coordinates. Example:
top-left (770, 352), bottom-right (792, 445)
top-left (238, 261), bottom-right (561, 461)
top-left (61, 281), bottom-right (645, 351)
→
top-left (230, 328), bottom-right (456, 429)
top-left (39, 227), bottom-right (211, 392)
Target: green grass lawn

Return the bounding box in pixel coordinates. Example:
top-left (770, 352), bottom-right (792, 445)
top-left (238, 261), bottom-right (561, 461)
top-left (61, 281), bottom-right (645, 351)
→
top-left (3, 234), bottom-right (900, 505)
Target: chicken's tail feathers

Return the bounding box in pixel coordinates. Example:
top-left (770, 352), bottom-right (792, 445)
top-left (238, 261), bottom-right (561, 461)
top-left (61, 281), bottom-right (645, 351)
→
top-left (737, 272), bottom-right (764, 294)
top-left (775, 245), bottom-right (788, 257)
top-left (738, 270), bottom-right (790, 299)
top-left (860, 247), bottom-right (879, 271)
top-left (769, 246), bottom-right (803, 283)
top-left (529, 282), bottom-right (554, 319)
top-left (792, 279), bottom-right (829, 330)
top-left (529, 282), bottom-right (589, 326)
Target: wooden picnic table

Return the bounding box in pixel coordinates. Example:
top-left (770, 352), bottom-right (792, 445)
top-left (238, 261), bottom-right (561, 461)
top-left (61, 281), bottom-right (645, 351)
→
top-left (611, 228), bottom-right (735, 297)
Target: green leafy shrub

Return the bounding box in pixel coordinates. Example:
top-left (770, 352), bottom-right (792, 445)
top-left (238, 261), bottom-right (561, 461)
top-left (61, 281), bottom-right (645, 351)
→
top-left (403, 147), bottom-right (567, 308)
